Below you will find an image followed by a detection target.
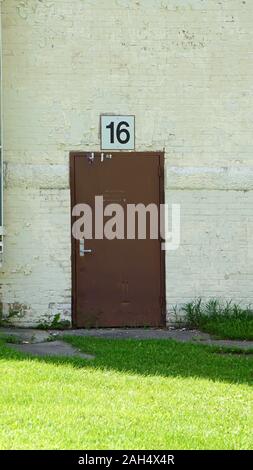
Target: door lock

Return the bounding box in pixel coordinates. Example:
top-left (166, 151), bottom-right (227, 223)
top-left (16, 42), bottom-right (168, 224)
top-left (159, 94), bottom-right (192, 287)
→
top-left (87, 152), bottom-right (95, 163)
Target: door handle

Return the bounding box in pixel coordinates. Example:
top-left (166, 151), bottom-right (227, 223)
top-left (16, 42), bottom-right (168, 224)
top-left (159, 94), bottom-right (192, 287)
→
top-left (80, 239), bottom-right (93, 256)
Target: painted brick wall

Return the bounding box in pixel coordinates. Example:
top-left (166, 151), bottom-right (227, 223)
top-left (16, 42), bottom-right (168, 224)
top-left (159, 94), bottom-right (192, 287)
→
top-left (1, 0), bottom-right (253, 325)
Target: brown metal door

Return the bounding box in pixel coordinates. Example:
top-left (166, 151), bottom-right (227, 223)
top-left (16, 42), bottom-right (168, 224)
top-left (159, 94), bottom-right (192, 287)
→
top-left (71, 152), bottom-right (165, 327)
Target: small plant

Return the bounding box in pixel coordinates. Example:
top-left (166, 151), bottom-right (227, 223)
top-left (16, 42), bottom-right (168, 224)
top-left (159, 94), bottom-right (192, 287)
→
top-left (0, 334), bottom-right (22, 344)
top-left (182, 298), bottom-right (203, 325)
top-left (0, 303), bottom-right (27, 326)
top-left (183, 298), bottom-right (253, 340)
top-left (37, 313), bottom-right (71, 330)
top-left (170, 305), bottom-right (184, 326)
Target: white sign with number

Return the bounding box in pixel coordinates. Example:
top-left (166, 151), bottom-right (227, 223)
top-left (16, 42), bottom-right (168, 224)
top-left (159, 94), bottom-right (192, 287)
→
top-left (100, 115), bottom-right (135, 150)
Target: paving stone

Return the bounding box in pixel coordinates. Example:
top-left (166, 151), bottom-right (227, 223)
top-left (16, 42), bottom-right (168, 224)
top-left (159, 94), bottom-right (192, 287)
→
top-left (0, 328), bottom-right (53, 344)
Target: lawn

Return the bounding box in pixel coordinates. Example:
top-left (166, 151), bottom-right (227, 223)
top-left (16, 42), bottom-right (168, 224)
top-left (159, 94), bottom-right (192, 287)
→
top-left (0, 335), bottom-right (252, 450)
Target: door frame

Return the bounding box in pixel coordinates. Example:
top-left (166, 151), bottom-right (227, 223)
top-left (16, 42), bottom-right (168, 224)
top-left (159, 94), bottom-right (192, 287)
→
top-left (70, 151), bottom-right (166, 328)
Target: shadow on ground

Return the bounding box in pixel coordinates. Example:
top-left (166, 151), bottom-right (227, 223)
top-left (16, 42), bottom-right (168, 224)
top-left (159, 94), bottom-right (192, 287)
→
top-left (0, 335), bottom-right (252, 387)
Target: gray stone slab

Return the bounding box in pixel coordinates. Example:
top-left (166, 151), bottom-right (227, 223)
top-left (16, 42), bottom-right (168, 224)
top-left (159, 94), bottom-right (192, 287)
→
top-left (7, 340), bottom-right (95, 360)
top-left (0, 327), bottom-right (54, 343)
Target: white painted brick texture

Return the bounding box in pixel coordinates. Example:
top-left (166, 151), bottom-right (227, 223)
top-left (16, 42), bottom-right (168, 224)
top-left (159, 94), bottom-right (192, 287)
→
top-left (1, 0), bottom-right (253, 325)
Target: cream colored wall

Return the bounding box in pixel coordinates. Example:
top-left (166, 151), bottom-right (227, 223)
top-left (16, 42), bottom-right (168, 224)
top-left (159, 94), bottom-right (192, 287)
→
top-left (1, 0), bottom-right (253, 325)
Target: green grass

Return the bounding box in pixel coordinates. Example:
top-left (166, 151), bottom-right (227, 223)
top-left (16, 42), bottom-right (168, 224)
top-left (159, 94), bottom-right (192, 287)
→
top-left (183, 299), bottom-right (253, 340)
top-left (0, 335), bottom-right (252, 450)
